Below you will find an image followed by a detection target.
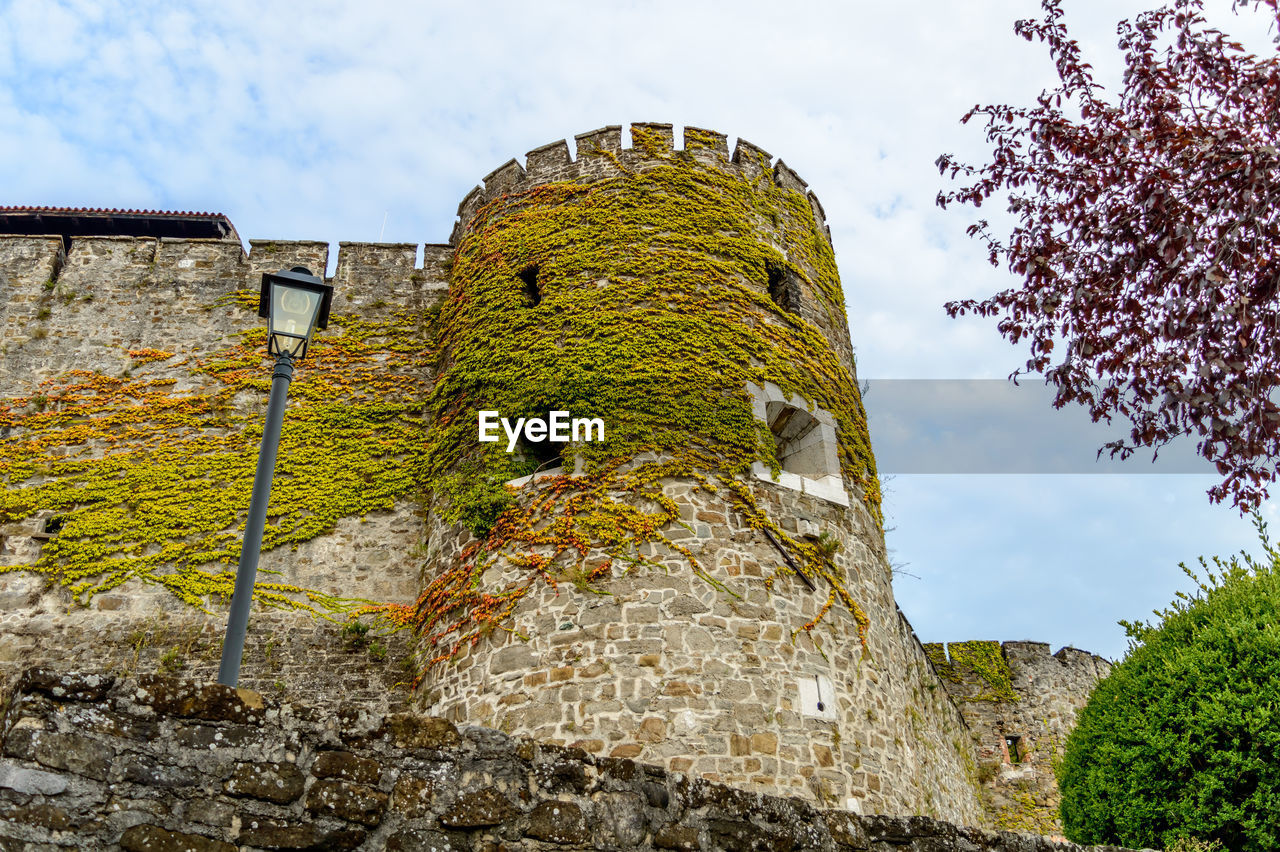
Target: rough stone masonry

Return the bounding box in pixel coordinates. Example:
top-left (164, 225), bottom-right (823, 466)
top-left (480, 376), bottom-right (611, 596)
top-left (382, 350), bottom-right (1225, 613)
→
top-left (0, 668), bottom-right (1150, 852)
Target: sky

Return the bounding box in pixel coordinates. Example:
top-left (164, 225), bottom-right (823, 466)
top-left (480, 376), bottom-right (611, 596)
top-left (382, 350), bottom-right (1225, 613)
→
top-left (1, 0), bottom-right (1277, 661)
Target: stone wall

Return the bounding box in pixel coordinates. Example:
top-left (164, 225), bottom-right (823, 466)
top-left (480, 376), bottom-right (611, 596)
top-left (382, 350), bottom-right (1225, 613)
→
top-left (0, 668), bottom-right (1148, 852)
top-left (0, 234), bottom-right (447, 710)
top-left (923, 642), bottom-right (1112, 835)
top-left (420, 475), bottom-right (984, 823)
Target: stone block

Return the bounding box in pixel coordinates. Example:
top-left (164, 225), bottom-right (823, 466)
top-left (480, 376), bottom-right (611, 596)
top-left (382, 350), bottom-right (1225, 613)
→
top-left (654, 822), bottom-right (701, 851)
top-left (184, 799), bottom-right (234, 828)
top-left (9, 803), bottom-right (71, 831)
top-left (386, 826), bottom-right (467, 851)
top-left (134, 675), bottom-right (265, 725)
top-left (525, 800), bottom-right (591, 845)
top-left (18, 668), bottom-right (114, 701)
top-left (237, 817), bottom-right (366, 850)
top-left (223, 761), bottom-right (305, 804)
top-left (120, 755), bottom-right (203, 788)
top-left (439, 788), bottom-right (519, 827)
top-left (603, 791), bottom-right (647, 847)
top-left (0, 760), bottom-right (68, 795)
top-left (33, 731), bottom-right (114, 780)
top-left (119, 825), bottom-right (235, 852)
top-left (386, 714), bottom-right (460, 749)
top-left (637, 717), bottom-right (666, 743)
top-left (750, 732), bottom-right (778, 755)
top-left (823, 810), bottom-right (870, 849)
top-left (304, 778), bottom-right (389, 827)
top-left (391, 774), bottom-right (437, 818)
top-left (312, 750), bottom-right (380, 785)
top-left (490, 644), bottom-right (534, 674)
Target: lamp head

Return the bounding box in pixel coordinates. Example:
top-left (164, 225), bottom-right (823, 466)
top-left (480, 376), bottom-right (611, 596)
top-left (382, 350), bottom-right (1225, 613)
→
top-left (258, 266), bottom-right (333, 359)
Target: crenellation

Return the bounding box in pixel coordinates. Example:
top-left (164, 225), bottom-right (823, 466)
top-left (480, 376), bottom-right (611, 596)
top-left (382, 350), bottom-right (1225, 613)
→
top-left (482, 157), bottom-right (527, 197)
top-left (731, 138), bottom-right (773, 179)
top-left (630, 121), bottom-right (675, 155)
top-left (61, 235), bottom-right (158, 284)
top-left (525, 138), bottom-right (573, 175)
top-left (574, 124), bottom-right (623, 160)
top-left (246, 239), bottom-right (329, 280)
top-left (683, 126), bottom-right (730, 160)
top-left (150, 238), bottom-right (246, 285)
top-left (421, 243), bottom-right (454, 280)
top-left (451, 186), bottom-right (485, 245)
top-left (774, 160), bottom-right (808, 193)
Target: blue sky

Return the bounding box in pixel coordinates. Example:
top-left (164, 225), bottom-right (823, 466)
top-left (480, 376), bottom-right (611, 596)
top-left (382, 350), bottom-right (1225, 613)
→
top-left (2, 0), bottom-right (1276, 660)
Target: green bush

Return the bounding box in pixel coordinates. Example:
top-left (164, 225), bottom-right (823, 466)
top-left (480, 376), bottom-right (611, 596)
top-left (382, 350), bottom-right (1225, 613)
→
top-left (1059, 517), bottom-right (1280, 851)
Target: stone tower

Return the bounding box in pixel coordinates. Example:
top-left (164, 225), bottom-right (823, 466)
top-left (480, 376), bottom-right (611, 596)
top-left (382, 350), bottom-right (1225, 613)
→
top-left (409, 124), bottom-right (984, 822)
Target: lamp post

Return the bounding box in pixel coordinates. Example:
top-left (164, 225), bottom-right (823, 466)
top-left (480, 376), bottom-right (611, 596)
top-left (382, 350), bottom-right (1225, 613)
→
top-left (217, 266), bottom-right (334, 687)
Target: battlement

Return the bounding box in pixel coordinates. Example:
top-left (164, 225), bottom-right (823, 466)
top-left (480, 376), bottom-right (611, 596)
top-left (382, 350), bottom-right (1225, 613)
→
top-left (449, 123), bottom-right (833, 247)
top-left (924, 640), bottom-right (1111, 700)
top-left (0, 235), bottom-right (450, 317)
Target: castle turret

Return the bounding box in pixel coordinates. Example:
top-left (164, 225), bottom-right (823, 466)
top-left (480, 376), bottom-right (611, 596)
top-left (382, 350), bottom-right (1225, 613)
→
top-left (407, 124), bottom-right (983, 821)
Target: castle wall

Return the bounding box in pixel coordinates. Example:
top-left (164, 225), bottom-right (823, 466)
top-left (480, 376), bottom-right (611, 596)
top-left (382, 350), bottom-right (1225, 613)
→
top-left (0, 668), bottom-right (1140, 852)
top-left (0, 235), bottom-right (445, 710)
top-left (923, 641), bottom-right (1111, 835)
top-left (0, 125), bottom-right (1113, 839)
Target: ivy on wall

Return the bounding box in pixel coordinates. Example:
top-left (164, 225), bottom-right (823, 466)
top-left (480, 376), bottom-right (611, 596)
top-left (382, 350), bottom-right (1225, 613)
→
top-left (925, 641), bottom-right (1019, 703)
top-left (365, 128), bottom-right (880, 671)
top-left (1, 130), bottom-right (883, 683)
top-left (0, 296), bottom-right (431, 614)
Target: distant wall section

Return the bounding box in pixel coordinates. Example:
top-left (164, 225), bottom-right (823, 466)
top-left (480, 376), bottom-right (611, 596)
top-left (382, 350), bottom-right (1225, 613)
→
top-left (924, 640), bottom-right (1112, 834)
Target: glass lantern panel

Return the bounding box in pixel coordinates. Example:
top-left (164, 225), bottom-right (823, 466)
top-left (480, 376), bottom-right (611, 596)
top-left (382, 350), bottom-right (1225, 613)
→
top-left (270, 284), bottom-right (322, 340)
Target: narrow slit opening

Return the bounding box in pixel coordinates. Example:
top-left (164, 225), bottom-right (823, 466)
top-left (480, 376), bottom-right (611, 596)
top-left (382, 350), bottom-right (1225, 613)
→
top-left (518, 265), bottom-right (541, 307)
top-left (767, 263), bottom-right (800, 314)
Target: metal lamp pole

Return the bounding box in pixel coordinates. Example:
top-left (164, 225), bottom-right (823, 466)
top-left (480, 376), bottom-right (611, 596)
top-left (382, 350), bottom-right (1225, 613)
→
top-left (217, 267), bottom-right (333, 687)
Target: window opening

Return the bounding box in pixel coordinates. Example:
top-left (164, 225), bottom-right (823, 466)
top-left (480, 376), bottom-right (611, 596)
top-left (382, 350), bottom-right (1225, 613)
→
top-left (31, 514), bottom-right (64, 542)
top-left (518, 265), bottom-right (541, 307)
top-left (1005, 735), bottom-right (1022, 764)
top-left (766, 263), bottom-right (801, 314)
top-left (516, 436), bottom-right (562, 470)
top-left (768, 403), bottom-right (823, 477)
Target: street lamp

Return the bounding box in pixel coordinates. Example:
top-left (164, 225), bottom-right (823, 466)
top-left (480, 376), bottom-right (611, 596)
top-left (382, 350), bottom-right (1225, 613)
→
top-left (217, 266), bottom-right (333, 687)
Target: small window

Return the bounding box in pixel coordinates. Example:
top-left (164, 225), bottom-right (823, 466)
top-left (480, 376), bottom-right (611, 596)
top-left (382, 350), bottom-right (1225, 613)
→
top-left (31, 514), bottom-right (64, 542)
top-left (768, 403), bottom-right (825, 478)
top-left (516, 436), bottom-right (562, 470)
top-left (747, 382), bottom-right (846, 506)
top-left (767, 263), bottom-right (801, 314)
top-left (518, 265), bottom-right (541, 307)
top-left (1005, 735), bottom-right (1022, 764)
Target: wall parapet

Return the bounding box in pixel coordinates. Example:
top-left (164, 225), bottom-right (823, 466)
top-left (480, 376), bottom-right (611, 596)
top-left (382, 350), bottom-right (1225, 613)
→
top-left (448, 123), bottom-right (835, 247)
top-left (0, 668), bottom-right (1149, 852)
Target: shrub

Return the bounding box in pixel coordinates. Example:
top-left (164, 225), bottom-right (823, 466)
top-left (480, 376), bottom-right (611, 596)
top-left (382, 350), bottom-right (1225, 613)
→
top-left (1059, 517), bottom-right (1280, 851)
